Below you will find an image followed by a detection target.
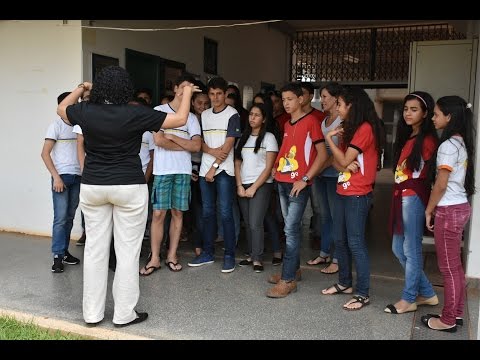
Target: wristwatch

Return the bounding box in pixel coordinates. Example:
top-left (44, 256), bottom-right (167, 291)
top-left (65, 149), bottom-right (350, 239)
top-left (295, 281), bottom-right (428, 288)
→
top-left (212, 163), bottom-right (219, 169)
top-left (301, 175), bottom-right (310, 183)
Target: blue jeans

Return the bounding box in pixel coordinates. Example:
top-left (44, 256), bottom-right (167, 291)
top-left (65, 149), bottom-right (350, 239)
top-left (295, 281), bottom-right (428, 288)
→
top-left (313, 176), bottom-right (338, 259)
top-left (278, 182), bottom-right (311, 281)
top-left (392, 195), bottom-right (436, 303)
top-left (217, 195), bottom-right (240, 244)
top-left (199, 171), bottom-right (236, 258)
top-left (335, 193), bottom-right (372, 297)
top-left (51, 174), bottom-right (81, 256)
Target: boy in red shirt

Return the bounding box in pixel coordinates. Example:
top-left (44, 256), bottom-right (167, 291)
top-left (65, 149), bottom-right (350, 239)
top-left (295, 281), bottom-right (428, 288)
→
top-left (266, 82), bottom-right (327, 298)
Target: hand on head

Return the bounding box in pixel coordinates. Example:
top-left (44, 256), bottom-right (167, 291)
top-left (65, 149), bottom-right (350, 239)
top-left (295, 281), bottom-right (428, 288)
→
top-left (184, 83), bottom-right (202, 94)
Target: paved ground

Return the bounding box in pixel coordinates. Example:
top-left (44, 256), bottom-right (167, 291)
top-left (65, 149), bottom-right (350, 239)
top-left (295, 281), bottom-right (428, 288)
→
top-left (0, 170), bottom-right (478, 340)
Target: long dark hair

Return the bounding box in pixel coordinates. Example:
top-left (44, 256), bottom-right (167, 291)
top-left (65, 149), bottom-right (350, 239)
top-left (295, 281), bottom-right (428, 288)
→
top-left (339, 86), bottom-right (384, 154)
top-left (89, 66), bottom-right (134, 105)
top-left (434, 96), bottom-right (476, 196)
top-left (252, 92), bottom-right (282, 146)
top-left (393, 91), bottom-right (438, 178)
top-left (235, 103), bottom-right (269, 160)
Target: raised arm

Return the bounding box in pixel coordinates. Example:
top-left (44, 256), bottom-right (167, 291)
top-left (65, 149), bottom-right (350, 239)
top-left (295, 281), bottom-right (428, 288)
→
top-left (161, 84), bottom-right (200, 129)
top-left (57, 82), bottom-right (92, 124)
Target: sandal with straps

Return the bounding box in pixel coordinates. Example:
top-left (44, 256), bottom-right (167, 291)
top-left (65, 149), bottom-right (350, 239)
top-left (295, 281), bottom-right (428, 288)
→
top-left (343, 295), bottom-right (370, 311)
top-left (306, 255), bottom-right (330, 266)
top-left (322, 283), bottom-right (353, 295)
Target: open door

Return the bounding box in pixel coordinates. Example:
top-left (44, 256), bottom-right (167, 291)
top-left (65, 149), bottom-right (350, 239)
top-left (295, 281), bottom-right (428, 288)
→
top-left (125, 48), bottom-right (185, 107)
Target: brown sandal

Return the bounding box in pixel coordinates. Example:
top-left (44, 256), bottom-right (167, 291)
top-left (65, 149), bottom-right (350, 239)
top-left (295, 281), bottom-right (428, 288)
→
top-left (321, 262), bottom-right (339, 274)
top-left (306, 255), bottom-right (330, 266)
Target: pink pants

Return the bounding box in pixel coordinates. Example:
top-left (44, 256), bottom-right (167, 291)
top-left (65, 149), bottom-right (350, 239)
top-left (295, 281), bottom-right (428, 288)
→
top-left (434, 202), bottom-right (471, 326)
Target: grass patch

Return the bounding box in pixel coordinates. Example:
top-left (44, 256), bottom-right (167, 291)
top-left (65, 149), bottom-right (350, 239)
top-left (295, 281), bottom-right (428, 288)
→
top-left (0, 315), bottom-right (89, 340)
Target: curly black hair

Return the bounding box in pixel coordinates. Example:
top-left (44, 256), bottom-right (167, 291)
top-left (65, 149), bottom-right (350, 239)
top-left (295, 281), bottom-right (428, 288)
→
top-left (89, 66), bottom-right (134, 105)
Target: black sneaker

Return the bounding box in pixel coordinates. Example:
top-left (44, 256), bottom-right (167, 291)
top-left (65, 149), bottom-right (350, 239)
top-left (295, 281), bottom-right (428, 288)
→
top-left (272, 257), bottom-right (282, 266)
top-left (239, 259), bottom-right (253, 266)
top-left (253, 264), bottom-right (264, 273)
top-left (63, 250), bottom-right (80, 265)
top-left (51, 255), bottom-right (64, 273)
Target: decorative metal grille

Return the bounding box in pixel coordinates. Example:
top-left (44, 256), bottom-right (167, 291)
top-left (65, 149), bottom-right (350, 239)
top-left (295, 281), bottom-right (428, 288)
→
top-left (291, 24), bottom-right (465, 84)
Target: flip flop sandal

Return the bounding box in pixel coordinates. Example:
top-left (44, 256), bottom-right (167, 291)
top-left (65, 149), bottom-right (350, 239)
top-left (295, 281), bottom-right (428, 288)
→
top-left (322, 283), bottom-right (353, 295)
top-left (343, 295), bottom-right (370, 311)
top-left (139, 264), bottom-right (161, 276)
top-left (166, 261), bottom-right (182, 272)
top-left (321, 263), bottom-right (339, 274)
top-left (306, 255), bottom-right (330, 266)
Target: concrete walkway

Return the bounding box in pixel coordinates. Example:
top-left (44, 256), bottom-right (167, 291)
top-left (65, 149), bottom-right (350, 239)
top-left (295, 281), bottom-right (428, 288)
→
top-left (0, 230), bottom-right (477, 340)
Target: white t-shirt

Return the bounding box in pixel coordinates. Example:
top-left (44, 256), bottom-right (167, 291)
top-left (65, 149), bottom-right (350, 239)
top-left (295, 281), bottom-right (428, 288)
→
top-left (200, 105), bottom-right (241, 177)
top-left (153, 104), bottom-right (201, 175)
top-left (45, 118), bottom-right (81, 175)
top-left (321, 115), bottom-right (342, 177)
top-left (140, 131), bottom-right (155, 174)
top-left (239, 132), bottom-right (278, 184)
top-left (437, 136), bottom-right (468, 206)
top-left (72, 124), bottom-right (82, 135)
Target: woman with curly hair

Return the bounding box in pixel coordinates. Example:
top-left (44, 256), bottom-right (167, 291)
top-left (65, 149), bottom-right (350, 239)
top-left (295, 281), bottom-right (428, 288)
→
top-left (57, 65), bottom-right (199, 328)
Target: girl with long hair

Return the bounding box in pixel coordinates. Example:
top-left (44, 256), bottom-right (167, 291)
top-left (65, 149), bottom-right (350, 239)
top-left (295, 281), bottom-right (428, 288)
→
top-left (421, 96), bottom-right (475, 332)
top-left (384, 91), bottom-right (439, 315)
top-left (235, 103), bottom-right (279, 272)
top-left (321, 86), bottom-right (384, 311)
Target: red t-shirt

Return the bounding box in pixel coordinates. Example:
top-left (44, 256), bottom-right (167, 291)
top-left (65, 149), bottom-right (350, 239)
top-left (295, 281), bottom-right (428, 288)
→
top-left (337, 122), bottom-right (378, 196)
top-left (274, 113), bottom-right (324, 184)
top-left (275, 112), bottom-right (291, 135)
top-left (309, 108), bottom-right (327, 125)
top-left (395, 134), bottom-right (437, 196)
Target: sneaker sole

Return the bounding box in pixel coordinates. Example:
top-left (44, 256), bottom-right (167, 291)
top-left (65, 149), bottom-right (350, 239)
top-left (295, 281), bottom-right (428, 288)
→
top-left (63, 261), bottom-right (80, 265)
top-left (221, 267), bottom-right (235, 273)
top-left (187, 260), bottom-right (214, 267)
top-left (51, 268), bottom-right (64, 273)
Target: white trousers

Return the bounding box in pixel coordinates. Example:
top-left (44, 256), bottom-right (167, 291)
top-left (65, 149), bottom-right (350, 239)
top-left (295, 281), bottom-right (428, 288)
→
top-left (80, 184), bottom-right (148, 324)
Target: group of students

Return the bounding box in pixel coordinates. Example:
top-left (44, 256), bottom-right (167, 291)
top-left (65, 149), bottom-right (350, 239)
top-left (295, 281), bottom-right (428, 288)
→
top-left (41, 64), bottom-right (474, 333)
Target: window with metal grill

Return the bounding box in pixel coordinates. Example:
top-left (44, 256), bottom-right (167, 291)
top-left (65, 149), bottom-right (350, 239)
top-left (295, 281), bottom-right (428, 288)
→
top-left (291, 24), bottom-right (465, 84)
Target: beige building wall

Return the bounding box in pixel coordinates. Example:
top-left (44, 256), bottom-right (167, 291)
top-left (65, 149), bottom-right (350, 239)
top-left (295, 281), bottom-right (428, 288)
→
top-left (0, 20), bottom-right (83, 237)
top-left (81, 21), bottom-right (288, 96)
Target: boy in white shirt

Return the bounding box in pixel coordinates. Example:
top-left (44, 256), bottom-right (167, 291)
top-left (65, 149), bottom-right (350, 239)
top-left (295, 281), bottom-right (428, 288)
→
top-left (41, 92), bottom-right (81, 273)
top-left (140, 75), bottom-right (202, 274)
